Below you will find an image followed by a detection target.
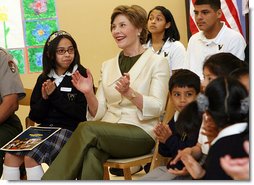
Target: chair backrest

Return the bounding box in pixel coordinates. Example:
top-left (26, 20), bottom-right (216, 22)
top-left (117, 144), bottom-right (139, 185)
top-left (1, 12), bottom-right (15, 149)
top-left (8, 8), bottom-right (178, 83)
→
top-left (19, 88), bottom-right (32, 106)
top-left (18, 88), bottom-right (35, 128)
top-left (162, 94), bottom-right (175, 125)
top-left (150, 93), bottom-right (175, 170)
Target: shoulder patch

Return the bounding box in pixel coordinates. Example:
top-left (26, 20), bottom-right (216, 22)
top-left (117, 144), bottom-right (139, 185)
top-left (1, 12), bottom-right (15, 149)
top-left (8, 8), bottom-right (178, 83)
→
top-left (8, 60), bottom-right (17, 73)
top-left (0, 48), bottom-right (8, 55)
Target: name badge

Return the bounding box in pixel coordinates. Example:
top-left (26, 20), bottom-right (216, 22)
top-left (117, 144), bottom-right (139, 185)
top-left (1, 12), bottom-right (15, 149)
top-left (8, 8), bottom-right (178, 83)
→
top-left (60, 87), bottom-right (72, 92)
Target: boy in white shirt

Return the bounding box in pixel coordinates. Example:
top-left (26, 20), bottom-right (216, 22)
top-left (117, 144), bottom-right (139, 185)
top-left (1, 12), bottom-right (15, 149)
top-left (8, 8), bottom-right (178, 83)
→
top-left (186, 0), bottom-right (246, 80)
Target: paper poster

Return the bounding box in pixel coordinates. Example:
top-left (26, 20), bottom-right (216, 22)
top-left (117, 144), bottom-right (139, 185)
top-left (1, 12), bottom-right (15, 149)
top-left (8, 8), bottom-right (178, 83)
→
top-left (0, 0), bottom-right (58, 74)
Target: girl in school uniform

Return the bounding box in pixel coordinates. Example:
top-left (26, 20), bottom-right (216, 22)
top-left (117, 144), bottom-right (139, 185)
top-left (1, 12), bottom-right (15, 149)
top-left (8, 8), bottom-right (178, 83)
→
top-left (168, 52), bottom-right (246, 179)
top-left (2, 30), bottom-right (90, 180)
top-left (146, 6), bottom-right (186, 76)
top-left (180, 77), bottom-right (249, 180)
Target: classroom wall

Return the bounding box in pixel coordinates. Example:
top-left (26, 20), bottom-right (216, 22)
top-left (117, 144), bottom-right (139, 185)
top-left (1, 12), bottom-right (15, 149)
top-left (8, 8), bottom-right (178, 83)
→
top-left (17, 0), bottom-right (188, 129)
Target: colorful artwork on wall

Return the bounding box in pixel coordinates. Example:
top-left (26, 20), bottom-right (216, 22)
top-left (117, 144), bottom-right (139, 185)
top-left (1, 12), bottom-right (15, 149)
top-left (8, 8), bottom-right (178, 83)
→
top-left (0, 0), bottom-right (58, 74)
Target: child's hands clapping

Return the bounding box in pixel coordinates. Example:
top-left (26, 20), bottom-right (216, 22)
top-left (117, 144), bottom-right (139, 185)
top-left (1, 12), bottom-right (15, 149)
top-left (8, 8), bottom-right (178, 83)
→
top-left (41, 79), bottom-right (56, 99)
top-left (153, 123), bottom-right (172, 143)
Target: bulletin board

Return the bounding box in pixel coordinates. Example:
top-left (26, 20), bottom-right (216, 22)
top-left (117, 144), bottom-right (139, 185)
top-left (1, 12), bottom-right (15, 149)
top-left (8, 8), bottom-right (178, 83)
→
top-left (0, 0), bottom-right (58, 74)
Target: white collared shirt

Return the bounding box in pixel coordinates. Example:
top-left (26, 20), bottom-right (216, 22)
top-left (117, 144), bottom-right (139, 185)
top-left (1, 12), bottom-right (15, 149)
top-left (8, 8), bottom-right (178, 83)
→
top-left (47, 64), bottom-right (78, 86)
top-left (174, 111), bottom-right (179, 122)
top-left (186, 22), bottom-right (246, 80)
top-left (211, 122), bottom-right (247, 146)
top-left (198, 120), bottom-right (210, 155)
top-left (146, 38), bottom-right (186, 76)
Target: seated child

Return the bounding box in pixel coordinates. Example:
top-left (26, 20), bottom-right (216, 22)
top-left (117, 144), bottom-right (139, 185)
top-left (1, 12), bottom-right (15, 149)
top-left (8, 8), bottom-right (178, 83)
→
top-left (230, 67), bottom-right (249, 93)
top-left (180, 77), bottom-right (249, 179)
top-left (2, 31), bottom-right (89, 180)
top-left (168, 52), bottom-right (246, 178)
top-left (140, 69), bottom-right (201, 180)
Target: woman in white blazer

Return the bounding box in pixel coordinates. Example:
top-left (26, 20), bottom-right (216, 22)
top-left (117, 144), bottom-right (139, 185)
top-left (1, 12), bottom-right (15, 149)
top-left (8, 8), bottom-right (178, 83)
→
top-left (42, 5), bottom-right (170, 180)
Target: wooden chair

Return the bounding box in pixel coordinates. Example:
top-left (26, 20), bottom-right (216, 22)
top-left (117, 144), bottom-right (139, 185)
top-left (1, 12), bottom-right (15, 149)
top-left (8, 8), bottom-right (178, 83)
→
top-left (103, 94), bottom-right (175, 180)
top-left (149, 95), bottom-right (175, 170)
top-left (18, 88), bottom-right (35, 128)
top-left (103, 153), bottom-right (154, 180)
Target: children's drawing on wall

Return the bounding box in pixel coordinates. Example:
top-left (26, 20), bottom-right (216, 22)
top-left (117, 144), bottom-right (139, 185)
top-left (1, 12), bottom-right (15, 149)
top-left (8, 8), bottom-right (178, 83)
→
top-left (0, 0), bottom-right (58, 74)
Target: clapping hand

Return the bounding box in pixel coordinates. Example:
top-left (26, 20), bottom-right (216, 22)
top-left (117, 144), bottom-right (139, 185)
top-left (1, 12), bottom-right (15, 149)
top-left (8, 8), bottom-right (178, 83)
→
top-left (153, 123), bottom-right (172, 144)
top-left (72, 69), bottom-right (94, 95)
top-left (220, 140), bottom-right (249, 180)
top-left (168, 148), bottom-right (191, 176)
top-left (115, 73), bottom-right (130, 95)
top-left (201, 112), bottom-right (219, 145)
top-left (41, 79), bottom-right (56, 99)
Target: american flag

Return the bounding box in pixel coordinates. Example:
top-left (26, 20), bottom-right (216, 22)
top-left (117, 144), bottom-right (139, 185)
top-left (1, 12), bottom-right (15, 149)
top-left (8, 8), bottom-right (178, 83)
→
top-left (188, 0), bottom-right (248, 36)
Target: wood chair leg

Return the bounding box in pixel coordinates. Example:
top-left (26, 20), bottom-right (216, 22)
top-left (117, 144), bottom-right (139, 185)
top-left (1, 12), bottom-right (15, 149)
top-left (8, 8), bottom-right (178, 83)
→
top-left (123, 168), bottom-right (132, 180)
top-left (103, 166), bottom-right (110, 180)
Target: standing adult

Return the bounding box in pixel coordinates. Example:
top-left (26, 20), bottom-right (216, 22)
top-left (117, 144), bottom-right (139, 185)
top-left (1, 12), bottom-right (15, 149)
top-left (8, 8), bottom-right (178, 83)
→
top-left (186, 0), bottom-right (246, 79)
top-left (0, 48), bottom-right (25, 177)
top-left (42, 5), bottom-right (170, 180)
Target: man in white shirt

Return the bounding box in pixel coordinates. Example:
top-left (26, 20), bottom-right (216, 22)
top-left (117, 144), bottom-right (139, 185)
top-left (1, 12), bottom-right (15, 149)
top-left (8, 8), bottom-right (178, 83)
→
top-left (186, 0), bottom-right (246, 80)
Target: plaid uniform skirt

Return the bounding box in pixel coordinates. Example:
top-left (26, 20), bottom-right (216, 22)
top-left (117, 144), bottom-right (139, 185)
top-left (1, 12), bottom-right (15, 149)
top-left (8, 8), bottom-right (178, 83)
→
top-left (9, 129), bottom-right (72, 165)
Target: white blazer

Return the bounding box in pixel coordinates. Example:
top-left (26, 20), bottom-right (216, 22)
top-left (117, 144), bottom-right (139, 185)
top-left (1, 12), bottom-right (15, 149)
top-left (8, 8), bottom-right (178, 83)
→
top-left (88, 48), bottom-right (170, 140)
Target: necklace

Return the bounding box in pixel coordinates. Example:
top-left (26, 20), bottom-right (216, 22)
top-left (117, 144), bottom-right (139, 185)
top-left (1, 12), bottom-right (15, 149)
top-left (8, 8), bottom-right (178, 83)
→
top-left (157, 47), bottom-right (163, 55)
top-left (150, 41), bottom-right (165, 55)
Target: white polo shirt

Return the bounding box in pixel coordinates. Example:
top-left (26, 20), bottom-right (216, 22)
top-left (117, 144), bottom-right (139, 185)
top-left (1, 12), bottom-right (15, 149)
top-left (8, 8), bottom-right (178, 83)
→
top-left (197, 121), bottom-right (210, 155)
top-left (146, 38), bottom-right (187, 76)
top-left (186, 22), bottom-right (246, 80)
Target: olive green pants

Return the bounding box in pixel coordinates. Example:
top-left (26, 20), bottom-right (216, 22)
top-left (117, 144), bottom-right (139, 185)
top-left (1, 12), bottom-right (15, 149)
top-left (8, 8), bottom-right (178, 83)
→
top-left (42, 121), bottom-right (155, 180)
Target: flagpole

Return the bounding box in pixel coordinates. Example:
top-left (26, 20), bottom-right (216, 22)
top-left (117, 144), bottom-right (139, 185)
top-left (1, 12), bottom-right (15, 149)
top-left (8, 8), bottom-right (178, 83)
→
top-left (185, 0), bottom-right (191, 40)
top-left (245, 13), bottom-right (249, 44)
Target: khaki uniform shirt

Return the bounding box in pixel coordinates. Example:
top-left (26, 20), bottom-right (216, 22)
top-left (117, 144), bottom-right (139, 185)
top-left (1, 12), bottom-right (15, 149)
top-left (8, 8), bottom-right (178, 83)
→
top-left (0, 48), bottom-right (25, 104)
